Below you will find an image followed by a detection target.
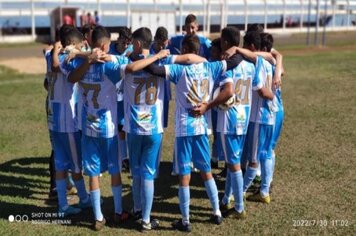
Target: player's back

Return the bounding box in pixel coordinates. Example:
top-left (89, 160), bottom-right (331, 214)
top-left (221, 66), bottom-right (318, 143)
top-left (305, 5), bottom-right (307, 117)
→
top-left (123, 61), bottom-right (165, 135)
top-left (168, 34), bottom-right (211, 58)
top-left (217, 60), bottom-right (257, 135)
top-left (46, 52), bottom-right (78, 133)
top-left (250, 57), bottom-right (275, 125)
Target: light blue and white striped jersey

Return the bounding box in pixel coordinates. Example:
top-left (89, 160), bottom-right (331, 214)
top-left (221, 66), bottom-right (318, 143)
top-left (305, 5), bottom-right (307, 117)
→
top-left (65, 55), bottom-right (122, 138)
top-left (46, 51), bottom-right (78, 133)
top-left (164, 61), bottom-right (227, 137)
top-left (250, 57), bottom-right (275, 125)
top-left (217, 60), bottom-right (262, 135)
top-left (122, 56), bottom-right (167, 135)
top-left (114, 55), bottom-right (131, 102)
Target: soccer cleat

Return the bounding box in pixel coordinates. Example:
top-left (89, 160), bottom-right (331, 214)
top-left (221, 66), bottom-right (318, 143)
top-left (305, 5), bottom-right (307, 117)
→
top-left (131, 210), bottom-right (142, 222)
top-left (93, 217), bottom-right (106, 231)
top-left (247, 193), bottom-right (271, 204)
top-left (66, 186), bottom-right (78, 195)
top-left (113, 211), bottom-right (130, 225)
top-left (172, 219), bottom-right (192, 233)
top-left (210, 214), bottom-right (223, 225)
top-left (59, 205), bottom-right (81, 217)
top-left (141, 218), bottom-right (160, 231)
top-left (229, 209), bottom-right (247, 219)
top-left (219, 201), bottom-right (233, 214)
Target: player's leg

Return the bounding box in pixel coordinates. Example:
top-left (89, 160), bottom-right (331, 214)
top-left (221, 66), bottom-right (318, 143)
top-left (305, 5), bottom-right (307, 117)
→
top-left (107, 135), bottom-right (129, 223)
top-left (140, 133), bottom-right (163, 231)
top-left (243, 122), bottom-right (260, 194)
top-left (51, 131), bottom-right (81, 216)
top-left (247, 124), bottom-right (273, 204)
top-left (82, 135), bottom-right (106, 230)
top-left (219, 132), bottom-right (232, 207)
top-left (270, 109), bottom-right (284, 184)
top-left (127, 133), bottom-right (143, 219)
top-left (211, 109), bottom-right (219, 168)
top-left (220, 134), bottom-right (246, 219)
top-left (67, 131), bottom-right (90, 208)
top-left (172, 136), bottom-right (192, 232)
top-left (193, 135), bottom-right (222, 225)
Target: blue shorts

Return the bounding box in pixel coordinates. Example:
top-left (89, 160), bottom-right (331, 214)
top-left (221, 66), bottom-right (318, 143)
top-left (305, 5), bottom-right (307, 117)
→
top-left (127, 133), bottom-right (163, 180)
top-left (220, 133), bottom-right (246, 165)
top-left (50, 131), bottom-right (82, 173)
top-left (271, 110), bottom-right (284, 150)
top-left (242, 122), bottom-right (273, 165)
top-left (173, 135), bottom-right (211, 175)
top-left (82, 135), bottom-right (120, 177)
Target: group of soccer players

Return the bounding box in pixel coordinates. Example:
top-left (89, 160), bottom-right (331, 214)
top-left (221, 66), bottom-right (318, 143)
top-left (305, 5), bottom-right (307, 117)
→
top-left (44, 13), bottom-right (284, 232)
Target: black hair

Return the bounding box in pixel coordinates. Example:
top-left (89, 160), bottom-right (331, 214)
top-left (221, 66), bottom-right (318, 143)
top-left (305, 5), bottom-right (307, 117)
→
top-left (221, 26), bottom-right (240, 47)
top-left (118, 26), bottom-right (132, 41)
top-left (211, 38), bottom-right (221, 51)
top-left (58, 24), bottom-right (75, 44)
top-left (154, 26), bottom-right (168, 42)
top-left (244, 31), bottom-right (261, 51)
top-left (132, 27), bottom-right (152, 49)
top-left (182, 34), bottom-right (200, 54)
top-left (81, 23), bottom-right (96, 36)
top-left (91, 25), bottom-right (111, 45)
top-left (247, 23), bottom-right (264, 34)
top-left (185, 14), bottom-right (197, 25)
top-left (260, 33), bottom-right (274, 52)
top-left (59, 26), bottom-right (83, 47)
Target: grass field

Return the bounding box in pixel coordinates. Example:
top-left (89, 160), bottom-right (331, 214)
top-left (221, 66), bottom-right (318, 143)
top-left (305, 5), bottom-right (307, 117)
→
top-left (0, 42), bottom-right (355, 235)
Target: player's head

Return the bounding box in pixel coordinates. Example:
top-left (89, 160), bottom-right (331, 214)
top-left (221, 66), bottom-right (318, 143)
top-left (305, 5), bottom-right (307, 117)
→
top-left (132, 27), bottom-right (152, 53)
top-left (184, 14), bottom-right (199, 35)
top-left (243, 31), bottom-right (261, 52)
top-left (116, 26), bottom-right (132, 54)
top-left (220, 26), bottom-right (240, 52)
top-left (260, 33), bottom-right (274, 52)
top-left (60, 26), bottom-right (83, 49)
top-left (152, 26), bottom-right (169, 53)
top-left (58, 24), bottom-right (74, 42)
top-left (247, 23), bottom-right (264, 34)
top-left (182, 34), bottom-right (200, 55)
top-left (92, 25), bottom-right (111, 53)
top-left (210, 38), bottom-right (222, 61)
top-left (82, 23), bottom-right (96, 46)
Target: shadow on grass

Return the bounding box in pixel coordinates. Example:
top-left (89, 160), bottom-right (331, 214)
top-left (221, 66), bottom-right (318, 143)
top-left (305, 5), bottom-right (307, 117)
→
top-left (0, 157), bottom-right (227, 232)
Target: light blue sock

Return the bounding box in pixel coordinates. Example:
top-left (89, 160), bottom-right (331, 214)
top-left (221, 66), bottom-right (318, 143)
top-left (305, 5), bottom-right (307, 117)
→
top-left (178, 186), bottom-right (190, 223)
top-left (204, 178), bottom-right (221, 216)
top-left (141, 179), bottom-right (154, 223)
top-left (56, 179), bottom-right (68, 210)
top-left (112, 185), bottom-right (123, 215)
top-left (243, 166), bottom-right (258, 193)
top-left (260, 158), bottom-right (273, 197)
top-left (222, 169), bottom-right (232, 205)
top-left (271, 152), bottom-right (276, 183)
top-left (74, 178), bottom-right (89, 203)
top-left (90, 189), bottom-right (103, 221)
top-left (132, 176), bottom-right (142, 212)
top-left (230, 170), bottom-right (244, 213)
top-left (67, 175), bottom-right (75, 187)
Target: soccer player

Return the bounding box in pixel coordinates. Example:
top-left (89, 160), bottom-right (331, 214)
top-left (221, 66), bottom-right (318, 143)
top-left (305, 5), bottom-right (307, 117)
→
top-left (81, 23), bottom-right (96, 52)
top-left (109, 26), bottom-right (133, 172)
top-left (145, 34), bottom-right (243, 232)
top-left (168, 14), bottom-right (211, 59)
top-left (260, 33), bottom-right (284, 188)
top-left (47, 26), bottom-right (91, 216)
top-left (66, 25), bottom-right (169, 231)
top-left (239, 31), bottom-right (275, 204)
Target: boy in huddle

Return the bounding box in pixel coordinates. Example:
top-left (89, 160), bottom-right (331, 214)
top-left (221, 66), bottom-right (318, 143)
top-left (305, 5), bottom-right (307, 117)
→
top-left (66, 25), bottom-right (168, 231)
top-left (146, 34), bottom-right (243, 232)
top-left (47, 25), bottom-right (91, 216)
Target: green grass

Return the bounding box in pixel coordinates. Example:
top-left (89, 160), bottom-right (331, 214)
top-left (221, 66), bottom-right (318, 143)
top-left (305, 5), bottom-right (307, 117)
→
top-left (0, 47), bottom-right (355, 235)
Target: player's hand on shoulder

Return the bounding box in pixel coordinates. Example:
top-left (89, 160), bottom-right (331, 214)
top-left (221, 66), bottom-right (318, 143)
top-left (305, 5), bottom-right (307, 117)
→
top-left (88, 48), bottom-right (107, 64)
top-left (53, 41), bottom-right (62, 54)
top-left (221, 46), bottom-right (238, 60)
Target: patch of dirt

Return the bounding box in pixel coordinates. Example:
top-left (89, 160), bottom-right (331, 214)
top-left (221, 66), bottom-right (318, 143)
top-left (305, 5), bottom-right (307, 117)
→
top-left (0, 57), bottom-right (46, 74)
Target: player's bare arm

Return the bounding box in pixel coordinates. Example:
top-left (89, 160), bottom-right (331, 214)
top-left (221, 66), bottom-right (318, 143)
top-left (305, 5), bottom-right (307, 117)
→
top-left (174, 54), bottom-right (207, 64)
top-left (51, 41), bottom-right (62, 73)
top-left (124, 49), bottom-right (169, 74)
